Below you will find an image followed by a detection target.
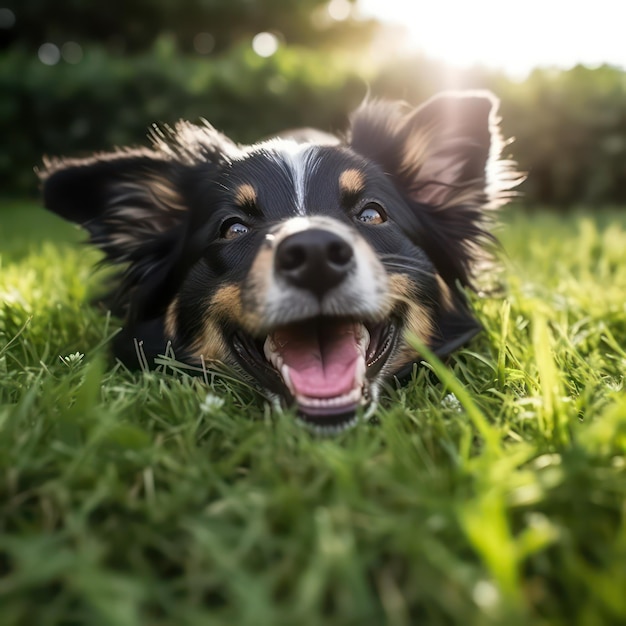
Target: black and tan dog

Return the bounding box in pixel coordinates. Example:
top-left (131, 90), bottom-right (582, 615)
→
top-left (41, 91), bottom-right (513, 434)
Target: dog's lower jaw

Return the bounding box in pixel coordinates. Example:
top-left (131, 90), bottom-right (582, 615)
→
top-left (295, 381), bottom-right (382, 436)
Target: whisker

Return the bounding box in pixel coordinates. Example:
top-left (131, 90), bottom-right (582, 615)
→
top-left (380, 254), bottom-right (438, 279)
top-left (387, 289), bottom-right (439, 310)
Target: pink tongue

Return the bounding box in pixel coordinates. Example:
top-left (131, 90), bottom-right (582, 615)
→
top-left (273, 320), bottom-right (361, 398)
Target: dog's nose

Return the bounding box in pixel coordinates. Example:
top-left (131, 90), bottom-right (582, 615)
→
top-left (275, 228), bottom-right (354, 296)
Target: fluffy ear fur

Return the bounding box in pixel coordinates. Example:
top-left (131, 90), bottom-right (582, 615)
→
top-left (40, 121), bottom-right (239, 320)
top-left (349, 91), bottom-right (514, 289)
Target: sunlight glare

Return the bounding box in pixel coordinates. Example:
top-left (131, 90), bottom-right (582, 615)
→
top-left (358, 0), bottom-right (625, 78)
top-left (328, 0), bottom-right (353, 21)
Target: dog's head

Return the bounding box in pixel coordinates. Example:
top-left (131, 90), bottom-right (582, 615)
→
top-left (41, 91), bottom-right (512, 433)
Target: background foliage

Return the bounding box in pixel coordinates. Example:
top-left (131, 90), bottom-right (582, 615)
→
top-left (1, 0), bottom-right (625, 206)
top-left (0, 0), bottom-right (376, 53)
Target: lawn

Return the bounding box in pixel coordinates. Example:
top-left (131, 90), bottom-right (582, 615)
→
top-left (1, 199), bottom-right (626, 626)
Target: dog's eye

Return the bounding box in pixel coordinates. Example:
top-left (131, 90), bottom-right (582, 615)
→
top-left (221, 218), bottom-right (250, 240)
top-left (356, 203), bottom-right (386, 225)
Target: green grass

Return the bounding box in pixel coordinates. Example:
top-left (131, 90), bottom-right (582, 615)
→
top-left (1, 199), bottom-right (626, 626)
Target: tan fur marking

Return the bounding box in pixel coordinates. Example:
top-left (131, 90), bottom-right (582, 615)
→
top-left (145, 176), bottom-right (187, 212)
top-left (234, 183), bottom-right (257, 206)
top-left (209, 285), bottom-right (244, 319)
top-left (440, 186), bottom-right (485, 211)
top-left (339, 169), bottom-right (365, 196)
top-left (387, 273), bottom-right (435, 372)
top-left (189, 318), bottom-right (229, 363)
top-left (105, 176), bottom-right (187, 256)
top-left (188, 286), bottom-right (250, 363)
top-left (401, 126), bottom-right (433, 174)
top-left (164, 297), bottom-right (179, 338)
top-left (242, 247), bottom-right (274, 326)
top-left (435, 274), bottom-right (454, 310)
top-left (209, 284), bottom-right (264, 334)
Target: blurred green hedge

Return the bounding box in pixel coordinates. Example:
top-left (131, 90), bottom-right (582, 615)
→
top-left (499, 65), bottom-right (626, 207)
top-left (1, 39), bottom-right (366, 195)
top-left (2, 40), bottom-right (626, 207)
top-left (370, 59), bottom-right (626, 207)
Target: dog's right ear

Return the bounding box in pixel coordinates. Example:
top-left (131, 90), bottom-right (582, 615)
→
top-left (40, 122), bottom-right (239, 316)
top-left (41, 149), bottom-right (190, 263)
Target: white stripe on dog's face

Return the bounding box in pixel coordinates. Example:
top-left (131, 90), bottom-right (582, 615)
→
top-left (253, 140), bottom-right (321, 215)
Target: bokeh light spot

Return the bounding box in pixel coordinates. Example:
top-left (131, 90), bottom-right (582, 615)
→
top-left (61, 41), bottom-right (83, 64)
top-left (193, 32), bottom-right (215, 55)
top-left (327, 0), bottom-right (352, 21)
top-left (472, 580), bottom-right (500, 609)
top-left (38, 43), bottom-right (61, 66)
top-left (0, 8), bottom-right (15, 28)
top-left (252, 32), bottom-right (279, 58)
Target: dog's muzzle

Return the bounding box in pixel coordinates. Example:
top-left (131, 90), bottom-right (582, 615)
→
top-left (232, 217), bottom-right (398, 435)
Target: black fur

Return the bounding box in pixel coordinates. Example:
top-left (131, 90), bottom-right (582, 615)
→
top-left (41, 91), bottom-right (513, 431)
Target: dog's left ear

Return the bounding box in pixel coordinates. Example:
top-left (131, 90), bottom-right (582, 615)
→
top-left (349, 91), bottom-right (509, 287)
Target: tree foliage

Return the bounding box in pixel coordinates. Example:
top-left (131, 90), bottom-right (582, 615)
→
top-left (1, 1), bottom-right (625, 206)
top-left (0, 41), bottom-right (367, 195)
top-left (370, 57), bottom-right (626, 207)
top-left (1, 0), bottom-right (374, 53)
top-left (502, 65), bottom-right (626, 206)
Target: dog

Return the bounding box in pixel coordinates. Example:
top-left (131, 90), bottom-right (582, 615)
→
top-left (40, 90), bottom-right (512, 434)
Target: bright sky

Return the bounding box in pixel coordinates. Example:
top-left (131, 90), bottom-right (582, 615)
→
top-left (358, 0), bottom-right (626, 78)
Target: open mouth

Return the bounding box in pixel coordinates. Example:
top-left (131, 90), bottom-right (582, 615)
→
top-left (231, 316), bottom-right (398, 433)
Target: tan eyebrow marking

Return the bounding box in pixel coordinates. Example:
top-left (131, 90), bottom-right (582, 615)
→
top-left (339, 168), bottom-right (365, 197)
top-left (234, 183), bottom-right (257, 206)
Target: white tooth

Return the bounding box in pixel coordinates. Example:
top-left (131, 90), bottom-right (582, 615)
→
top-left (263, 336), bottom-right (275, 362)
top-left (354, 355), bottom-right (366, 386)
top-left (358, 324), bottom-right (370, 357)
top-left (350, 387), bottom-right (361, 403)
top-left (280, 364), bottom-right (295, 394)
top-left (296, 385), bottom-right (364, 410)
top-left (263, 336), bottom-right (284, 371)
